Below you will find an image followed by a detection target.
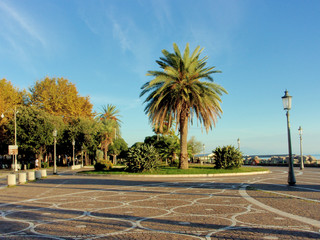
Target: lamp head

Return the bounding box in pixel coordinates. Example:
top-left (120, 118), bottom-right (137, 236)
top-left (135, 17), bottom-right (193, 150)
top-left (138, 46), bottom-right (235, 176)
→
top-left (282, 90), bottom-right (292, 110)
top-left (53, 129), bottom-right (57, 137)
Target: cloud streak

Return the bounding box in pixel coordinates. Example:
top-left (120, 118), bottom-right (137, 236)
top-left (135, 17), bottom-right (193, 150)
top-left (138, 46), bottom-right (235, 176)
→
top-left (0, 1), bottom-right (46, 47)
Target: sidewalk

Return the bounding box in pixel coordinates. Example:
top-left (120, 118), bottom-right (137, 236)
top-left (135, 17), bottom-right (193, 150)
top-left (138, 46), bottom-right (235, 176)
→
top-left (0, 167), bottom-right (319, 239)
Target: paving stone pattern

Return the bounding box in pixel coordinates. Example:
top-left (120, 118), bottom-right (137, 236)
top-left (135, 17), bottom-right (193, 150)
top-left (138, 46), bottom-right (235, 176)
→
top-left (0, 167), bottom-right (319, 239)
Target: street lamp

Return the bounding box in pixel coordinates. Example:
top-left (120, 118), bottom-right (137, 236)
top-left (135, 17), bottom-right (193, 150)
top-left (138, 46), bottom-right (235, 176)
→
top-left (203, 144), bottom-right (205, 162)
top-left (72, 139), bottom-right (75, 166)
top-left (237, 138), bottom-right (240, 150)
top-left (53, 129), bottom-right (57, 174)
top-left (282, 90), bottom-right (296, 186)
top-left (81, 145), bottom-right (84, 168)
top-left (298, 126), bottom-right (304, 170)
top-left (1, 106), bottom-right (18, 171)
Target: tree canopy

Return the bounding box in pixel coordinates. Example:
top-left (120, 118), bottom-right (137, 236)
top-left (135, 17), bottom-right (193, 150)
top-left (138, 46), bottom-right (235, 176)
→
top-left (29, 77), bottom-right (94, 120)
top-left (0, 78), bottom-right (25, 120)
top-left (140, 43), bottom-right (227, 169)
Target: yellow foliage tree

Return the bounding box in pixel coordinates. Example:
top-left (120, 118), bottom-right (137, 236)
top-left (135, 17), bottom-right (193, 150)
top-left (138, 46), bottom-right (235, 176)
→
top-left (29, 77), bottom-right (94, 120)
top-left (0, 78), bottom-right (24, 120)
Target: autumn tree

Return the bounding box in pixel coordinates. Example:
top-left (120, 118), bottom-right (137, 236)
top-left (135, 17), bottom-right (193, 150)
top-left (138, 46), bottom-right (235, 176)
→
top-left (29, 77), bottom-right (94, 120)
top-left (0, 79), bottom-right (26, 153)
top-left (0, 78), bottom-right (25, 119)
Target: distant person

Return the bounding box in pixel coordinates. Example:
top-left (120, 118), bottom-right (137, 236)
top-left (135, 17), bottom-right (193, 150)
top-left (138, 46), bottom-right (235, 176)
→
top-left (35, 158), bottom-right (39, 169)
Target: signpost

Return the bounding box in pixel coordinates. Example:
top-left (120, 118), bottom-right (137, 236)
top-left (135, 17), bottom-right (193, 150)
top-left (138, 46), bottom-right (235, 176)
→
top-left (8, 145), bottom-right (18, 155)
top-left (8, 145), bottom-right (18, 171)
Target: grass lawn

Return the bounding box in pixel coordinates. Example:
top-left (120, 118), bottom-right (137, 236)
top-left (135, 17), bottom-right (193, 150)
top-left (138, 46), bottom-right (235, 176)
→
top-left (80, 164), bottom-right (269, 175)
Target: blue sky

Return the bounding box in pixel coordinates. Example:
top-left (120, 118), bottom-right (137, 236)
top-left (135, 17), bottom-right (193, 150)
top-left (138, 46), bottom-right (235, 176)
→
top-left (1, 0), bottom-right (319, 155)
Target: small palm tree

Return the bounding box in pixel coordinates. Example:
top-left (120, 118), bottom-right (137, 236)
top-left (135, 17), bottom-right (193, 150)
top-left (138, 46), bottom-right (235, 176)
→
top-left (140, 43), bottom-right (227, 169)
top-left (98, 104), bottom-right (121, 160)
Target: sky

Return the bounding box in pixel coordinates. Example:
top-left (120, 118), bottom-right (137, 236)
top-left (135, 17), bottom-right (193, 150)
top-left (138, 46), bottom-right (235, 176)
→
top-left (0, 0), bottom-right (319, 155)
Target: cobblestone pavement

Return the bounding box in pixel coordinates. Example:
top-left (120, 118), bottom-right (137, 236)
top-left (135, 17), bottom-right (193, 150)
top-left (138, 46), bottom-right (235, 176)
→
top-left (0, 167), bottom-right (319, 239)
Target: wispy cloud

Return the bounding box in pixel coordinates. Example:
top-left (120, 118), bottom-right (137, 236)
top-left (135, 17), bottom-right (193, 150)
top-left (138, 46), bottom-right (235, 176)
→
top-left (110, 17), bottom-right (132, 52)
top-left (0, 1), bottom-right (46, 47)
top-left (151, 0), bottom-right (172, 29)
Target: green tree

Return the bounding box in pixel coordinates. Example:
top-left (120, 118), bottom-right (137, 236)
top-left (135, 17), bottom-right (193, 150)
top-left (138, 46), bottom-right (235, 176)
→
top-left (60, 117), bottom-right (101, 162)
top-left (98, 104), bottom-right (121, 160)
top-left (108, 137), bottom-right (128, 164)
top-left (144, 135), bottom-right (179, 166)
top-left (7, 106), bottom-right (64, 163)
top-left (187, 136), bottom-right (203, 159)
top-left (140, 43), bottom-right (227, 169)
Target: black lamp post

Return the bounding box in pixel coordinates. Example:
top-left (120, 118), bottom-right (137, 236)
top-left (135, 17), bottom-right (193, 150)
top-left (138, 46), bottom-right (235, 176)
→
top-left (298, 126), bottom-right (304, 170)
top-left (53, 129), bottom-right (57, 174)
top-left (72, 139), bottom-right (75, 166)
top-left (282, 90), bottom-right (296, 186)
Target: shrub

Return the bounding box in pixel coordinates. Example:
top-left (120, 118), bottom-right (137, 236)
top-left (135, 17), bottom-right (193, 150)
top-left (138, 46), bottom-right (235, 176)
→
top-left (41, 161), bottom-right (49, 168)
top-left (94, 160), bottom-right (113, 171)
top-left (124, 144), bottom-right (160, 173)
top-left (213, 145), bottom-right (243, 169)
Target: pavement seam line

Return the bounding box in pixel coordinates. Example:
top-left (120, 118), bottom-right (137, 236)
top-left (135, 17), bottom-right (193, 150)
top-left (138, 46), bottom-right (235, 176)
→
top-left (239, 185), bottom-right (320, 229)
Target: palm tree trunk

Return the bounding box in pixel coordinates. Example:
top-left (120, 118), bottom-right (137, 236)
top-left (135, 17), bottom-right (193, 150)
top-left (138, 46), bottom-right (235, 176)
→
top-left (179, 114), bottom-right (189, 169)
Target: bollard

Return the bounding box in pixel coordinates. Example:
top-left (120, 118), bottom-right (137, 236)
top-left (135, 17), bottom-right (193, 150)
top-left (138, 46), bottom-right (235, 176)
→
top-left (35, 170), bottom-right (42, 179)
top-left (41, 169), bottom-right (47, 178)
top-left (18, 173), bottom-right (27, 184)
top-left (7, 174), bottom-right (16, 186)
top-left (27, 171), bottom-right (35, 181)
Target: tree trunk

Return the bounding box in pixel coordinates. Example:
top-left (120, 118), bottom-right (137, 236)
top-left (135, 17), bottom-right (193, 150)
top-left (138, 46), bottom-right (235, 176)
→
top-left (179, 114), bottom-right (189, 169)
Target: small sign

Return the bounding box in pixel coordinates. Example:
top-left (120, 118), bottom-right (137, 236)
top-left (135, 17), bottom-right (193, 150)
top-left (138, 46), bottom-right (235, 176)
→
top-left (8, 145), bottom-right (18, 155)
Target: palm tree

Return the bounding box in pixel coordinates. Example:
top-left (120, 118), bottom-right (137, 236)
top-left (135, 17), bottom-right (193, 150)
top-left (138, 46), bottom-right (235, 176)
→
top-left (140, 43), bottom-right (227, 169)
top-left (98, 104), bottom-right (121, 160)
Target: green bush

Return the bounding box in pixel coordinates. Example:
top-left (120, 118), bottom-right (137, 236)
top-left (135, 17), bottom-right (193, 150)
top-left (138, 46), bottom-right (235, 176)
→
top-left (124, 144), bottom-right (160, 173)
top-left (94, 160), bottom-right (113, 171)
top-left (213, 145), bottom-right (243, 169)
top-left (41, 161), bottom-right (49, 168)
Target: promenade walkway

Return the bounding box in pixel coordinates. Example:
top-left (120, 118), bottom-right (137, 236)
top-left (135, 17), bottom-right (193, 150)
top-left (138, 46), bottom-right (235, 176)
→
top-left (0, 167), bottom-right (319, 239)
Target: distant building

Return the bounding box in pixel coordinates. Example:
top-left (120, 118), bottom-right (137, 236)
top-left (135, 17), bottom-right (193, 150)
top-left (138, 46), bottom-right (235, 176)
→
top-left (193, 153), bottom-right (215, 163)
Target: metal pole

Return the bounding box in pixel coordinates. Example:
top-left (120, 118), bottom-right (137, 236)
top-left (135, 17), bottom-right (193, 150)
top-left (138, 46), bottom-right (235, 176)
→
top-left (73, 143), bottom-right (75, 166)
top-left (53, 136), bottom-right (57, 174)
top-left (299, 127), bottom-right (304, 170)
top-left (81, 146), bottom-right (84, 167)
top-left (286, 111), bottom-right (296, 185)
top-left (14, 106), bottom-right (17, 172)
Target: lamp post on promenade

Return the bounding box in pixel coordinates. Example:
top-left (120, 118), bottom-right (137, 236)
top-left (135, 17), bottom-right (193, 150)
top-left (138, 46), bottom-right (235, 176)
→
top-left (72, 139), bottom-right (75, 166)
top-left (298, 126), bottom-right (304, 170)
top-left (53, 129), bottom-right (57, 174)
top-left (203, 144), bottom-right (205, 162)
top-left (1, 106), bottom-right (18, 171)
top-left (81, 145), bottom-right (84, 168)
top-left (282, 90), bottom-right (296, 186)
top-left (237, 138), bottom-right (240, 150)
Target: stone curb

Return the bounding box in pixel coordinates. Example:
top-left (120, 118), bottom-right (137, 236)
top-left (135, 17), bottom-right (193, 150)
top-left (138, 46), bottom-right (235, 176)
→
top-left (79, 170), bottom-right (270, 178)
